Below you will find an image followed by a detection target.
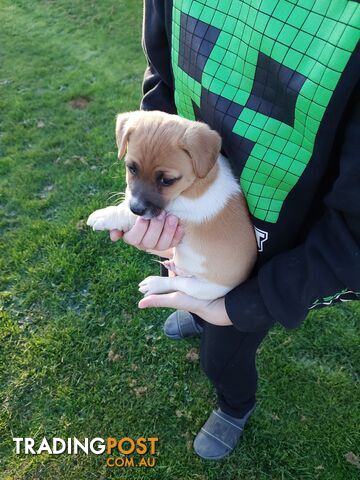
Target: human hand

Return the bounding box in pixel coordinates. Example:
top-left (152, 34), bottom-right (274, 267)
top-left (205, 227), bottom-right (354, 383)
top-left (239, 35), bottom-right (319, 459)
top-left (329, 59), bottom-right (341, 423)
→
top-left (109, 212), bottom-right (183, 257)
top-left (138, 293), bottom-right (232, 326)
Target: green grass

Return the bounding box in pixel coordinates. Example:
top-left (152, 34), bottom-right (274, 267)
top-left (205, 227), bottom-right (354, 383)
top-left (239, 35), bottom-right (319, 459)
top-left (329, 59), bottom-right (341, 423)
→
top-left (0, 1), bottom-right (359, 478)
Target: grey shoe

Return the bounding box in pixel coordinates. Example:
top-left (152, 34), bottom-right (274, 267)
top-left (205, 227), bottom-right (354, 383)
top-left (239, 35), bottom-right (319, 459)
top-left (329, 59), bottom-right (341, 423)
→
top-left (163, 310), bottom-right (203, 340)
top-left (193, 406), bottom-right (255, 460)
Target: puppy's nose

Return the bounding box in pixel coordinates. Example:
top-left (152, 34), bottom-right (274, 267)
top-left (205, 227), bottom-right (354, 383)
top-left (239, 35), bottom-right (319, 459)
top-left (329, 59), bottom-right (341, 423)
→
top-left (129, 201), bottom-right (146, 216)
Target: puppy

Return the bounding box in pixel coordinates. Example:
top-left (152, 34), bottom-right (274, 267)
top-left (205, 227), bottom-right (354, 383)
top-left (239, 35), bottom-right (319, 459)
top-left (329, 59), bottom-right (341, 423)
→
top-left (87, 111), bottom-right (257, 300)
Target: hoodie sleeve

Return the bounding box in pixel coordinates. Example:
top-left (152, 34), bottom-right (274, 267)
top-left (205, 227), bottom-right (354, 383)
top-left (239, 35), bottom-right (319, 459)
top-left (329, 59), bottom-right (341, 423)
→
top-left (141, 0), bottom-right (177, 114)
top-left (225, 94), bottom-right (360, 332)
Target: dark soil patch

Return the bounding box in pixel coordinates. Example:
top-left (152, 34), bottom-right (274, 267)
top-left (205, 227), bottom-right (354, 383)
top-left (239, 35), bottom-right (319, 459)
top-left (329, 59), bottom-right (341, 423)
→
top-left (68, 96), bottom-right (90, 109)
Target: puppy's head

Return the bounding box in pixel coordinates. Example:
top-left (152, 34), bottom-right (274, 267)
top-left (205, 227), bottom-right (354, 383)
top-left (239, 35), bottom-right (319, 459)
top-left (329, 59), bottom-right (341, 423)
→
top-left (115, 110), bottom-right (221, 218)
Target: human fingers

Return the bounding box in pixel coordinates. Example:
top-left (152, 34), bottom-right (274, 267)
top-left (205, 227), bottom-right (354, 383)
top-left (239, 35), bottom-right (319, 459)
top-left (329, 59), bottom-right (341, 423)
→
top-left (123, 217), bottom-right (150, 247)
top-left (169, 224), bottom-right (185, 247)
top-left (109, 230), bottom-right (124, 242)
top-left (139, 293), bottom-right (232, 326)
top-left (140, 211), bottom-right (166, 250)
top-left (153, 215), bottom-right (179, 251)
top-left (138, 291), bottom-right (204, 311)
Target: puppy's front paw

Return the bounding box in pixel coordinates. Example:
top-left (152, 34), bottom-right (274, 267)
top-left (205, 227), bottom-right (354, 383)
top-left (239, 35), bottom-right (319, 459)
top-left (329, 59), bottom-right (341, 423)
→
top-left (87, 206), bottom-right (119, 231)
top-left (138, 276), bottom-right (170, 296)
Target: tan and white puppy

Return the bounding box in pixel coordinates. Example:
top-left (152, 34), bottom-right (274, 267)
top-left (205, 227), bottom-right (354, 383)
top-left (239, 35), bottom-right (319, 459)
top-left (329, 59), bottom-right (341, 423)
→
top-left (87, 111), bottom-right (257, 300)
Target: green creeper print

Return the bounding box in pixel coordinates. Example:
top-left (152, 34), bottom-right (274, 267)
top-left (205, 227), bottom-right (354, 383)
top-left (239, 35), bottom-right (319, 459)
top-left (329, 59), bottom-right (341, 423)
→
top-left (310, 289), bottom-right (360, 309)
top-left (171, 0), bottom-right (360, 223)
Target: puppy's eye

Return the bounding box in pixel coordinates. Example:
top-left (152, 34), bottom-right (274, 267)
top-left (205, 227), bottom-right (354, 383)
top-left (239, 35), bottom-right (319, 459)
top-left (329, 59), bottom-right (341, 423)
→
top-left (127, 164), bottom-right (138, 176)
top-left (159, 177), bottom-right (177, 187)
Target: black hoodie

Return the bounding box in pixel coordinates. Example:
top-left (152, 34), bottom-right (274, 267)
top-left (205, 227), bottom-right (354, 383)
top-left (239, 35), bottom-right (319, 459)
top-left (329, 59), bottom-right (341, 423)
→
top-left (141, 0), bottom-right (360, 331)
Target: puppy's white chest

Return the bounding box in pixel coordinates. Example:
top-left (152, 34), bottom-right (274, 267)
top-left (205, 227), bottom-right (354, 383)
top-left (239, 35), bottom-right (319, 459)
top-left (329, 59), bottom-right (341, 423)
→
top-left (173, 239), bottom-right (205, 278)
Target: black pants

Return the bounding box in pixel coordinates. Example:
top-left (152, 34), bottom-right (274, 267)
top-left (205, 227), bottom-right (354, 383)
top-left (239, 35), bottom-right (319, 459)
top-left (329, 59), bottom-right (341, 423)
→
top-left (160, 263), bottom-right (269, 418)
top-left (194, 315), bottom-right (269, 418)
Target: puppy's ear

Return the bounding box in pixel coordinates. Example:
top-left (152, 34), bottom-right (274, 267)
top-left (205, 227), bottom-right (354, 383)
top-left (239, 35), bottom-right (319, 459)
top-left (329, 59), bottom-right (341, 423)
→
top-left (115, 111), bottom-right (140, 159)
top-left (179, 122), bottom-right (221, 178)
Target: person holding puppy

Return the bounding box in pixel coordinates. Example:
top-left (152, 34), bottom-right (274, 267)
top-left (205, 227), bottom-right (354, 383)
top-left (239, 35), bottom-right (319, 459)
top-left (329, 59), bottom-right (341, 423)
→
top-left (110, 0), bottom-right (360, 460)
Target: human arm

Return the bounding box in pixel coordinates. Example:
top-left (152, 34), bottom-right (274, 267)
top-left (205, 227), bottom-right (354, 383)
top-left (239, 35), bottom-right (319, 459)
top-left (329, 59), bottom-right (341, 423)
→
top-left (224, 95), bottom-right (360, 331)
top-left (141, 0), bottom-right (176, 113)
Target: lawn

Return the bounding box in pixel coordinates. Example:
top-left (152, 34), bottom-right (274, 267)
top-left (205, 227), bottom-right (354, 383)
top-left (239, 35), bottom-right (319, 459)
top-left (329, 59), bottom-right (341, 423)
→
top-left (0, 1), bottom-right (359, 479)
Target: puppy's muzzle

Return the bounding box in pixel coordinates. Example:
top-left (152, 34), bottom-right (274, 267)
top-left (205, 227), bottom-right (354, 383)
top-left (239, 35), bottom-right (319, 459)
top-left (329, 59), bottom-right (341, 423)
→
top-left (129, 198), bottom-right (162, 219)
